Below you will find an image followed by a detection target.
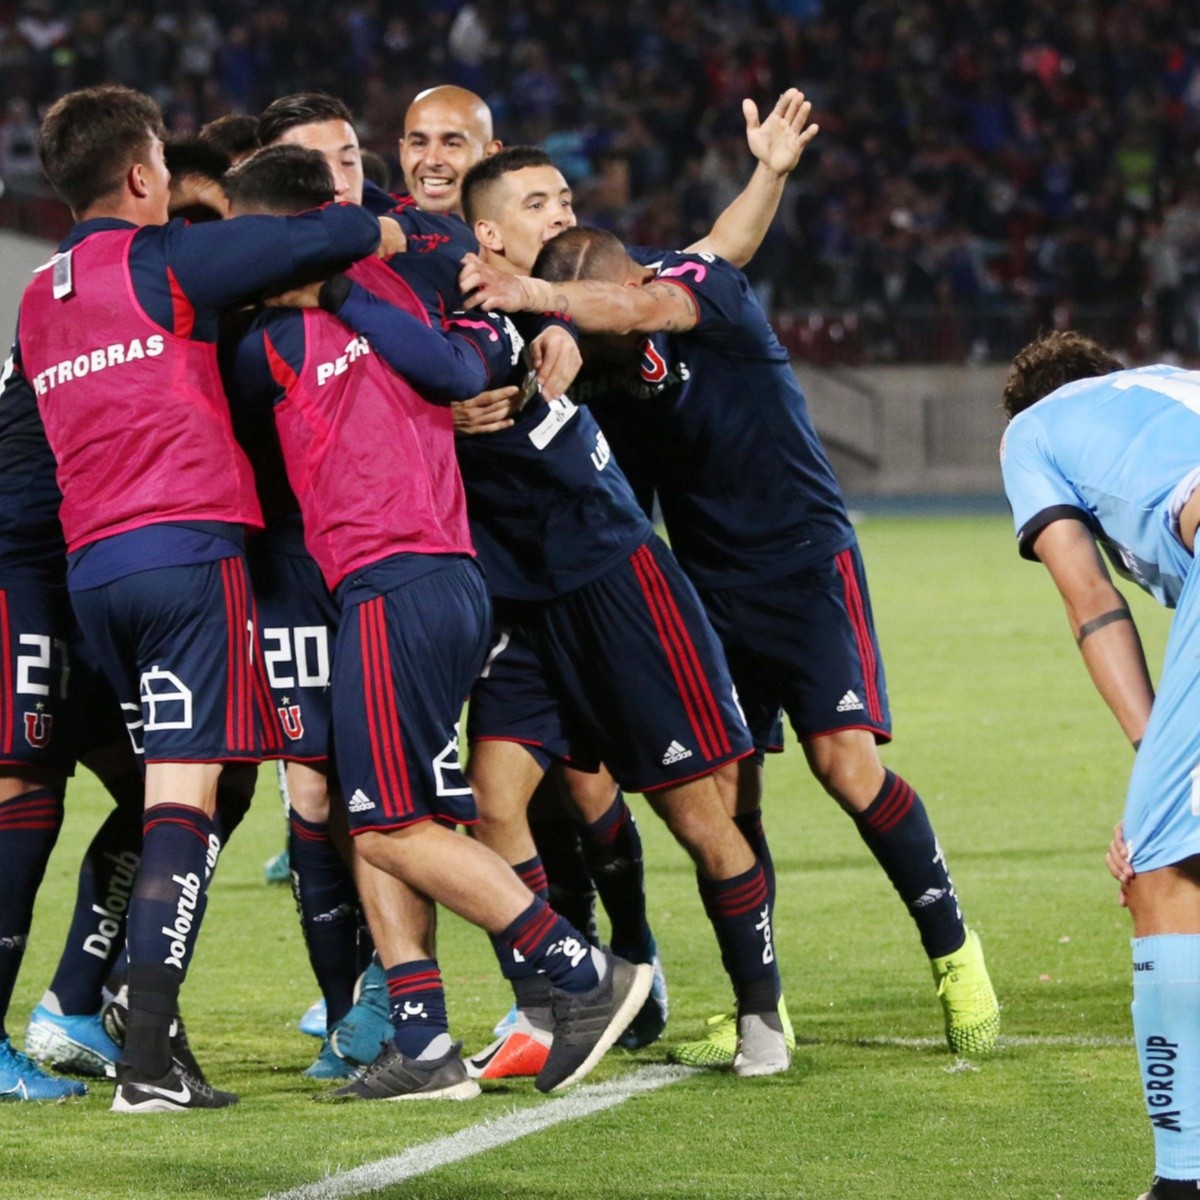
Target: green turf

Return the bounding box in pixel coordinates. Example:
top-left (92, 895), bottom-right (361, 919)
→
top-left (0, 515), bottom-right (1170, 1200)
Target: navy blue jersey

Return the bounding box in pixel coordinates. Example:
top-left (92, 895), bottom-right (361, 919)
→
top-left (0, 335), bottom-right (65, 585)
top-left (362, 182), bottom-right (478, 260)
top-left (589, 251), bottom-right (854, 588)
top-left (332, 257), bottom-right (654, 601)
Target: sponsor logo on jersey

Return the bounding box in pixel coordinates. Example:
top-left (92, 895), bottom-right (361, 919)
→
top-left (662, 740), bottom-right (693, 766)
top-left (348, 788), bottom-right (375, 813)
top-left (315, 335), bottom-right (371, 387)
top-left (836, 689), bottom-right (864, 713)
top-left (22, 711), bottom-right (52, 748)
top-left (30, 336), bottom-right (165, 396)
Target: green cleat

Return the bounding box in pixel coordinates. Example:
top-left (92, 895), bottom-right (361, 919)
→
top-left (668, 997), bottom-right (794, 1069)
top-left (263, 846), bottom-right (291, 885)
top-left (931, 928), bottom-right (1000, 1056)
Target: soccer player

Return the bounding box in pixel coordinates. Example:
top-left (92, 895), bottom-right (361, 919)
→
top-left (998, 334), bottom-right (1200, 1200)
top-left (227, 145), bottom-right (650, 1099)
top-left (198, 114), bottom-right (259, 166)
top-left (460, 224), bottom-right (1001, 1064)
top-left (164, 136), bottom-right (230, 222)
top-left (18, 84), bottom-right (395, 1111)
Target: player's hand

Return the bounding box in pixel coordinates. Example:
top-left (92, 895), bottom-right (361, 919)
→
top-left (744, 88), bottom-right (819, 177)
top-left (1106, 820), bottom-right (1135, 906)
top-left (459, 253), bottom-right (544, 313)
top-left (377, 216), bottom-right (407, 258)
top-left (452, 386), bottom-right (521, 436)
top-left (265, 279), bottom-right (324, 309)
top-left (530, 326), bottom-right (581, 399)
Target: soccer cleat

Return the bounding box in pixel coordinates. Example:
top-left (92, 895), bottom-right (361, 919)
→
top-left (321, 1040), bottom-right (479, 1102)
top-left (492, 1002), bottom-right (519, 1039)
top-left (299, 997), bottom-right (327, 1038)
top-left (931, 928), bottom-right (1000, 1056)
top-left (263, 846), bottom-right (291, 885)
top-left (0, 1037), bottom-right (86, 1101)
top-left (535, 951), bottom-right (652, 1094)
top-left (465, 1008), bottom-right (553, 1079)
top-left (732, 1010), bottom-right (791, 1077)
top-left (110, 1059), bottom-right (238, 1113)
top-left (303, 1036), bottom-right (358, 1080)
top-left (615, 938), bottom-right (668, 1049)
top-left (668, 997), bottom-right (794, 1069)
top-left (25, 1004), bottom-right (119, 1078)
top-left (328, 961), bottom-right (392, 1069)
top-left (100, 987), bottom-right (208, 1084)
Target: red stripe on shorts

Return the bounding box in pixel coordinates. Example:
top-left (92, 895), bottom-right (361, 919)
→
top-left (835, 549), bottom-right (882, 725)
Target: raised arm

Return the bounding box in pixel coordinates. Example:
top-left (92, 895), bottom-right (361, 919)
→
top-left (458, 253), bottom-right (698, 336)
top-left (685, 88), bottom-right (818, 269)
top-left (1031, 517), bottom-right (1155, 747)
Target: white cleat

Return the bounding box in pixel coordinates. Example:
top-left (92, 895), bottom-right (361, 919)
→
top-left (732, 1010), bottom-right (791, 1078)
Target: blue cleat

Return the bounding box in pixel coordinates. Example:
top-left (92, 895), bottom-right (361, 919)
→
top-left (263, 846), bottom-right (291, 885)
top-left (25, 1004), bottom-right (119, 1078)
top-left (299, 998), bottom-right (327, 1039)
top-left (491, 1002), bottom-right (519, 1040)
top-left (0, 1037), bottom-right (86, 1101)
top-left (615, 937), bottom-right (668, 1049)
top-left (303, 1036), bottom-right (358, 1080)
top-left (328, 962), bottom-right (391, 1069)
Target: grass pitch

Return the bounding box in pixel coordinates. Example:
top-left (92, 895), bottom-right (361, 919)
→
top-left (0, 515), bottom-right (1169, 1200)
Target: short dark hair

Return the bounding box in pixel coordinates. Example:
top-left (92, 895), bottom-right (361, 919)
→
top-left (257, 92), bottom-right (355, 148)
top-left (533, 226), bottom-right (632, 284)
top-left (360, 148), bottom-right (391, 191)
top-left (462, 145), bottom-right (554, 223)
top-left (165, 136), bottom-right (230, 185)
top-left (224, 145), bottom-right (334, 215)
top-left (1003, 331), bottom-right (1123, 419)
top-left (39, 85), bottom-right (165, 215)
top-left (199, 113), bottom-right (260, 162)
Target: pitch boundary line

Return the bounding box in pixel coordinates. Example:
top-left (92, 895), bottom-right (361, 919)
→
top-left (263, 1064), bottom-right (698, 1200)
top-left (851, 1033), bottom-right (1130, 1049)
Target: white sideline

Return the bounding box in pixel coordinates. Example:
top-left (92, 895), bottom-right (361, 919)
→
top-left (264, 1064), bottom-right (698, 1200)
top-left (856, 1033), bottom-right (1130, 1049)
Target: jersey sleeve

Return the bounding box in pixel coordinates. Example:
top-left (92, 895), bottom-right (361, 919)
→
top-left (999, 413), bottom-right (1091, 560)
top-left (652, 251), bottom-right (760, 351)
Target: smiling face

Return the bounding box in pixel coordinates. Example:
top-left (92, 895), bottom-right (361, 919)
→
top-left (474, 164), bottom-right (577, 273)
top-left (400, 89), bottom-right (498, 216)
top-left (274, 119), bottom-right (363, 205)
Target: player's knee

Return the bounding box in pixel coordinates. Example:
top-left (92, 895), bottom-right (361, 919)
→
top-left (0, 767), bottom-right (64, 804)
top-left (285, 761), bottom-right (330, 822)
top-left (805, 732), bottom-right (884, 811)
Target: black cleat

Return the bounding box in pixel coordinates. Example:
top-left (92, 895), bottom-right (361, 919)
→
top-left (535, 951), bottom-right (652, 1094)
top-left (101, 987), bottom-right (207, 1084)
top-left (320, 1040), bottom-right (480, 1102)
top-left (110, 1060), bottom-right (238, 1113)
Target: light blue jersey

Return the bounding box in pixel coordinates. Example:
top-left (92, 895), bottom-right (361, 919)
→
top-left (1001, 364), bottom-right (1200, 608)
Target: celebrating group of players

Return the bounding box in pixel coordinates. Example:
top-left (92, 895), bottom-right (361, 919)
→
top-left (0, 77), bottom-right (1000, 1112)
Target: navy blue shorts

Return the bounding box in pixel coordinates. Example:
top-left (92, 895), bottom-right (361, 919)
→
top-left (333, 556), bottom-right (490, 834)
top-left (698, 541), bottom-right (892, 755)
top-left (248, 532), bottom-right (337, 763)
top-left (469, 537), bottom-right (752, 792)
top-left (70, 556), bottom-right (283, 764)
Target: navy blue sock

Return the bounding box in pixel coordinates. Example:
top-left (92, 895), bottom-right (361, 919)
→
top-left (532, 816), bottom-right (599, 945)
top-left (289, 811), bottom-right (359, 1028)
top-left (734, 808), bottom-right (776, 898)
top-left (500, 898), bottom-right (601, 993)
top-left (853, 771), bottom-right (965, 959)
top-left (0, 787), bottom-right (63, 1038)
top-left (386, 959), bottom-right (449, 1058)
top-left (45, 800), bottom-right (141, 1015)
top-left (490, 856), bottom-right (548, 987)
top-left (578, 793), bottom-right (652, 956)
top-left (699, 862), bottom-right (780, 1015)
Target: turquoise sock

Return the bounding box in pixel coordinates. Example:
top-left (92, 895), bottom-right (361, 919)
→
top-left (1132, 935), bottom-right (1200, 1182)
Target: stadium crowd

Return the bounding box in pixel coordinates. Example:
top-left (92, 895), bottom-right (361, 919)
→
top-left (1, 0), bottom-right (1200, 359)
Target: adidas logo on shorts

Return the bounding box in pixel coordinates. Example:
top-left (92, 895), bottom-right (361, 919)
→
top-left (662, 740), bottom-right (693, 766)
top-left (348, 789), bottom-right (376, 813)
top-left (836, 690), bottom-right (864, 713)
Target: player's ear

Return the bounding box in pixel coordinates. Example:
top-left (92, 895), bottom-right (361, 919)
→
top-left (483, 140), bottom-right (502, 158)
top-left (474, 218), bottom-right (504, 254)
top-left (128, 160), bottom-right (151, 200)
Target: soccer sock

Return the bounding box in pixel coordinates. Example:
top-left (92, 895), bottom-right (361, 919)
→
top-left (698, 862), bottom-right (780, 1015)
top-left (44, 800), bottom-right (142, 1016)
top-left (532, 816), bottom-right (599, 945)
top-left (499, 898), bottom-right (603, 994)
top-left (1132, 935), bottom-right (1200, 1185)
top-left (852, 771), bottom-right (965, 959)
top-left (734, 808), bottom-right (776, 899)
top-left (289, 811), bottom-right (359, 1028)
top-left (0, 787), bottom-right (63, 1038)
top-left (123, 803), bottom-right (213, 1076)
top-left (213, 783), bottom-right (251, 850)
top-left (489, 857), bottom-right (548, 988)
top-left (385, 959), bottom-right (450, 1060)
top-left (578, 792), bottom-right (653, 956)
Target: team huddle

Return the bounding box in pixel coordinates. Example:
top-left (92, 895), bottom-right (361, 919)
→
top-left (0, 80), bottom-right (1001, 1114)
